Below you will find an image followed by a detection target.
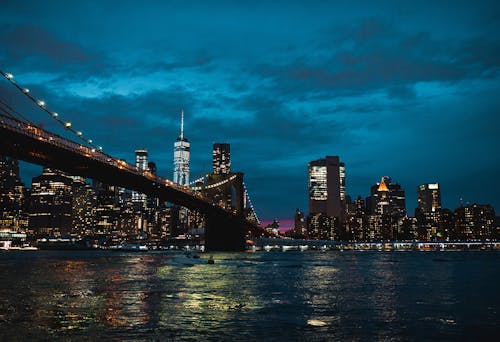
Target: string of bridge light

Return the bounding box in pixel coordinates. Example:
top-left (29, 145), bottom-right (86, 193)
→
top-left (189, 174), bottom-right (208, 187)
top-left (191, 174), bottom-right (237, 191)
top-left (0, 70), bottom-right (103, 152)
top-left (243, 182), bottom-right (260, 224)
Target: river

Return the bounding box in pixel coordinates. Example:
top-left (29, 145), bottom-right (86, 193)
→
top-left (0, 250), bottom-right (498, 340)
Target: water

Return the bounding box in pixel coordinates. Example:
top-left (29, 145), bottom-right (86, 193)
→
top-left (0, 250), bottom-right (498, 341)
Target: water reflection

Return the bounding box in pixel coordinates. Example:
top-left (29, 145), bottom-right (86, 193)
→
top-left (0, 251), bottom-right (497, 340)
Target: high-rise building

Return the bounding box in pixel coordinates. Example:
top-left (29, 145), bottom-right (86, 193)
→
top-left (415, 183), bottom-right (443, 241)
top-left (417, 183), bottom-right (441, 213)
top-left (365, 177), bottom-right (406, 217)
top-left (307, 156), bottom-right (345, 239)
top-left (454, 203), bottom-right (495, 240)
top-left (308, 156), bottom-right (345, 220)
top-left (294, 208), bottom-right (306, 236)
top-left (28, 168), bottom-right (73, 236)
top-left (71, 176), bottom-right (96, 236)
top-left (132, 149), bottom-right (148, 205)
top-left (173, 110), bottom-right (190, 186)
top-left (0, 155), bottom-right (27, 231)
top-left (93, 180), bottom-right (120, 236)
top-left (364, 177), bottom-right (406, 241)
top-left (213, 143), bottom-right (231, 175)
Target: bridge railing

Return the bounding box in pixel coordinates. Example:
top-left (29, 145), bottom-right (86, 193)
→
top-left (0, 113), bottom-right (226, 211)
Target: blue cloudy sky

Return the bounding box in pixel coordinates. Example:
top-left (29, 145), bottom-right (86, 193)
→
top-left (1, 0), bottom-right (499, 220)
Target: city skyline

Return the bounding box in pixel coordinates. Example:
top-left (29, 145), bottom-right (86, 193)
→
top-left (1, 1), bottom-right (499, 219)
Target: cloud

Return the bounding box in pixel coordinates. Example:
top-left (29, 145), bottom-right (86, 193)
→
top-left (2, 2), bottom-right (500, 219)
top-left (0, 24), bottom-right (91, 68)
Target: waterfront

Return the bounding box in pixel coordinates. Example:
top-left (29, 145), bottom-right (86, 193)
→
top-left (0, 250), bottom-right (498, 341)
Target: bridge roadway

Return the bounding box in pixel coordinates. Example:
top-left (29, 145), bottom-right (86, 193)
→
top-left (0, 114), bottom-right (261, 251)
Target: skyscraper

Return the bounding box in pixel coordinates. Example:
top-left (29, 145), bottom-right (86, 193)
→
top-left (308, 156), bottom-right (345, 220)
top-left (132, 149), bottom-right (148, 205)
top-left (173, 110), bottom-right (190, 186)
top-left (417, 183), bottom-right (441, 213)
top-left (0, 155), bottom-right (27, 231)
top-left (365, 177), bottom-right (406, 217)
top-left (212, 143), bottom-right (231, 175)
top-left (415, 183), bottom-right (443, 240)
top-left (29, 168), bottom-right (73, 236)
top-left (454, 204), bottom-right (495, 240)
top-left (364, 176), bottom-right (406, 241)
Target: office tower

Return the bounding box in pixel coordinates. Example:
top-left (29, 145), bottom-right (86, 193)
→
top-left (308, 156), bottom-right (345, 220)
top-left (71, 176), bottom-right (96, 236)
top-left (454, 203), bottom-right (495, 240)
top-left (92, 180), bottom-right (120, 236)
top-left (213, 143), bottom-right (231, 175)
top-left (365, 176), bottom-right (406, 241)
top-left (173, 110), bottom-right (190, 186)
top-left (417, 183), bottom-right (441, 213)
top-left (415, 183), bottom-right (442, 240)
top-left (28, 168), bottom-right (73, 236)
top-left (307, 156), bottom-right (345, 240)
top-left (0, 155), bottom-right (27, 231)
top-left (294, 208), bottom-right (306, 236)
top-left (132, 149), bottom-right (148, 205)
top-left (365, 177), bottom-right (406, 217)
top-left (345, 196), bottom-right (365, 241)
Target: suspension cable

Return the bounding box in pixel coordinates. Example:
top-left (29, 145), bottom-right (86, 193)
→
top-left (0, 98), bottom-right (35, 125)
top-left (0, 70), bottom-right (103, 152)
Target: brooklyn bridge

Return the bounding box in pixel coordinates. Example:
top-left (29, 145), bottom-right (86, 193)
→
top-left (0, 70), bottom-right (268, 251)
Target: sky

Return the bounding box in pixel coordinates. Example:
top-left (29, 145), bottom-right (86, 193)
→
top-left (1, 0), bottom-right (499, 221)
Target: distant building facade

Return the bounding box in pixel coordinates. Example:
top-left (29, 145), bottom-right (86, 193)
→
top-left (132, 149), bottom-right (148, 206)
top-left (28, 168), bottom-right (73, 236)
top-left (0, 156), bottom-right (27, 231)
top-left (454, 204), bottom-right (495, 240)
top-left (307, 156), bottom-right (346, 239)
top-left (213, 143), bottom-right (231, 175)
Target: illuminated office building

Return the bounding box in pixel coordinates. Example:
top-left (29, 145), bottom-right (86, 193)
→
top-left (415, 183), bottom-right (442, 240)
top-left (0, 156), bottom-right (27, 231)
top-left (417, 183), bottom-right (441, 213)
top-left (213, 143), bottom-right (231, 175)
top-left (454, 204), bottom-right (495, 240)
top-left (308, 156), bottom-right (345, 220)
top-left (28, 168), bottom-right (73, 236)
top-left (132, 149), bottom-right (148, 205)
top-left (173, 110), bottom-right (190, 186)
top-left (365, 177), bottom-right (406, 218)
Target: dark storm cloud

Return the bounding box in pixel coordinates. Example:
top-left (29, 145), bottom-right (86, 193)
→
top-left (254, 17), bottom-right (500, 101)
top-left (0, 24), bottom-right (89, 64)
top-left (1, 1), bottom-right (500, 219)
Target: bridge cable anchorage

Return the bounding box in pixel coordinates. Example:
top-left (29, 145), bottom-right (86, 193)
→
top-left (191, 174), bottom-right (237, 191)
top-left (0, 70), bottom-right (103, 153)
top-left (243, 182), bottom-right (261, 225)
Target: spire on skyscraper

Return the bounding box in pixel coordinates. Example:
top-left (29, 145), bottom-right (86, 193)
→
top-left (180, 109), bottom-right (184, 140)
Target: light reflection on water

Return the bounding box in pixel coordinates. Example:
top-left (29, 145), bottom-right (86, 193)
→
top-left (0, 251), bottom-right (498, 340)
